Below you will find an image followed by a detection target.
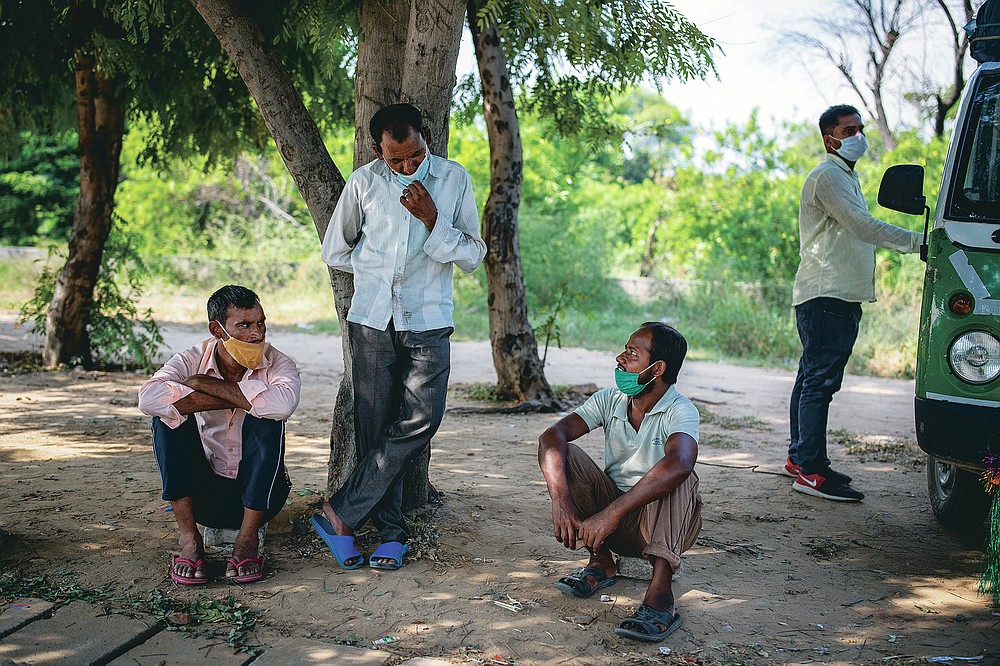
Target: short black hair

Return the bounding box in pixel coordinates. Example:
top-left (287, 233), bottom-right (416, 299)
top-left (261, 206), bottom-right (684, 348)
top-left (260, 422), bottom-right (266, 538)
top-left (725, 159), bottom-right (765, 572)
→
top-left (641, 321), bottom-right (687, 386)
top-left (369, 103), bottom-right (425, 150)
top-left (819, 104), bottom-right (861, 136)
top-left (207, 285), bottom-right (259, 324)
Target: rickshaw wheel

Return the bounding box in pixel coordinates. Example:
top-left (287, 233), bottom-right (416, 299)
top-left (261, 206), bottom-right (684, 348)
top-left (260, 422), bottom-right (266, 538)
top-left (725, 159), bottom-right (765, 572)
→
top-left (926, 456), bottom-right (990, 531)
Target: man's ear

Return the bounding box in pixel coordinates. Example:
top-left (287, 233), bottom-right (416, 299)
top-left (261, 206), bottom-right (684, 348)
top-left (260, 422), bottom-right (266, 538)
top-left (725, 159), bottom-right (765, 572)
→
top-left (422, 127), bottom-right (433, 149)
top-left (652, 359), bottom-right (667, 379)
top-left (209, 320), bottom-right (225, 340)
top-left (372, 143), bottom-right (382, 158)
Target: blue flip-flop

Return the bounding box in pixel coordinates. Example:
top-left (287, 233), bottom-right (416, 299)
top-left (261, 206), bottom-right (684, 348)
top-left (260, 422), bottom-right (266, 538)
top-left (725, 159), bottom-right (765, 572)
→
top-left (310, 513), bottom-right (364, 570)
top-left (369, 541), bottom-right (408, 571)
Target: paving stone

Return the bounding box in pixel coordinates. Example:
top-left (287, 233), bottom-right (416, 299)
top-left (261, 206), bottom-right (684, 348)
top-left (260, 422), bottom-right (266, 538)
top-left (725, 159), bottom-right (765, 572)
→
top-left (0, 599), bottom-right (55, 640)
top-left (0, 601), bottom-right (161, 665)
top-left (108, 630), bottom-right (254, 666)
top-left (252, 636), bottom-right (391, 665)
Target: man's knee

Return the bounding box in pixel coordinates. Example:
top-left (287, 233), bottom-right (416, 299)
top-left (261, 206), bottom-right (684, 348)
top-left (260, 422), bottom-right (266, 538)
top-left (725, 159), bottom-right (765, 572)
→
top-left (242, 415), bottom-right (284, 449)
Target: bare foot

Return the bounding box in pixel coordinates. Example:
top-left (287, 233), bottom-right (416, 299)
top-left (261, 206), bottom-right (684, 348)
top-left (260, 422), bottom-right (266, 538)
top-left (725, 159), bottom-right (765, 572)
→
top-left (173, 531), bottom-right (206, 581)
top-left (322, 501), bottom-right (353, 536)
top-left (320, 502), bottom-right (362, 567)
top-left (226, 530), bottom-right (261, 579)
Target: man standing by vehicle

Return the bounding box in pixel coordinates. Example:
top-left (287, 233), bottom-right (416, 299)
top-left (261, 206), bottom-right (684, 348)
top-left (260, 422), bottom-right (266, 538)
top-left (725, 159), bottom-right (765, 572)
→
top-left (786, 104), bottom-right (922, 502)
top-left (315, 103), bottom-right (486, 570)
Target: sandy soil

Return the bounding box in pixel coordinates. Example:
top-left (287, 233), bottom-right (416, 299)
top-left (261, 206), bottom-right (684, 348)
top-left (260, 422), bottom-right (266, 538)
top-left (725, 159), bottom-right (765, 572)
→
top-left (0, 312), bottom-right (997, 665)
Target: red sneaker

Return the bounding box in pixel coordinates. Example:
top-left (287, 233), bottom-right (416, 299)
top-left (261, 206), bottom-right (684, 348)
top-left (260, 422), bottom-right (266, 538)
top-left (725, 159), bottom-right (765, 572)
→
top-left (783, 458), bottom-right (802, 478)
top-left (793, 471), bottom-right (864, 502)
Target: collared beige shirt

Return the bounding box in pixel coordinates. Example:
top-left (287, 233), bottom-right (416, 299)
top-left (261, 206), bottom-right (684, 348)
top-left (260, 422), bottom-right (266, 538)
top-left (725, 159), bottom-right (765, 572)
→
top-left (792, 154), bottom-right (921, 306)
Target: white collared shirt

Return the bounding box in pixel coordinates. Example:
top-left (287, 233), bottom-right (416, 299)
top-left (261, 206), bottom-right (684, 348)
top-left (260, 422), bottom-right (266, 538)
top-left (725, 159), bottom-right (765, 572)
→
top-left (574, 385), bottom-right (700, 491)
top-left (793, 154), bottom-right (921, 306)
top-left (321, 154), bottom-right (487, 331)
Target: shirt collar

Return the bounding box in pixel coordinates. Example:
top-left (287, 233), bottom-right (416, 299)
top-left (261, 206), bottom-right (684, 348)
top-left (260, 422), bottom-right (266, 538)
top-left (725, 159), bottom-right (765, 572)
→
top-left (825, 152), bottom-right (855, 176)
top-left (611, 384), bottom-right (681, 421)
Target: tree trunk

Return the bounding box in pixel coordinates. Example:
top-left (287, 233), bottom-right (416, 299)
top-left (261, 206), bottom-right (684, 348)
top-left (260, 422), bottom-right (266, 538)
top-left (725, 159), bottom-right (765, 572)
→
top-left (639, 217), bottom-right (665, 278)
top-left (42, 52), bottom-right (124, 368)
top-left (192, 0), bottom-right (466, 510)
top-left (188, 0), bottom-right (356, 499)
top-left (354, 0), bottom-right (467, 510)
top-left (354, 0), bottom-right (465, 164)
top-left (468, 0), bottom-right (556, 406)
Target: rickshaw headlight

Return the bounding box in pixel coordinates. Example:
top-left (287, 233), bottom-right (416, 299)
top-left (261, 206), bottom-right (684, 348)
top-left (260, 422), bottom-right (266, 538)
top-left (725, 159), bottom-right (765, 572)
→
top-left (948, 331), bottom-right (1000, 384)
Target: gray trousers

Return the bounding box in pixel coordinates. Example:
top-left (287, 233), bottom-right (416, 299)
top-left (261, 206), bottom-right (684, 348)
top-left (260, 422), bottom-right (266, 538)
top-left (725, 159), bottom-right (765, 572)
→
top-left (329, 321), bottom-right (452, 542)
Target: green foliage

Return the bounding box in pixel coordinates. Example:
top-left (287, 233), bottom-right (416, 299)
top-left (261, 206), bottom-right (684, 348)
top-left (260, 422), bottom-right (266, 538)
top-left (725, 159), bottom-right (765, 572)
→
top-left (465, 0), bottom-right (717, 144)
top-left (0, 131), bottom-right (79, 245)
top-left (18, 223), bottom-right (163, 371)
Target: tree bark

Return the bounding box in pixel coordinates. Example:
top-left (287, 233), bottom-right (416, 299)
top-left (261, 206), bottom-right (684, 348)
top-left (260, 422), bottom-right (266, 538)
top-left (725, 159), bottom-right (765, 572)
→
top-left (192, 0), bottom-right (466, 510)
top-left (353, 0), bottom-right (468, 509)
top-left (188, 0), bottom-right (356, 499)
top-left (468, 0), bottom-right (556, 406)
top-left (42, 51), bottom-right (124, 368)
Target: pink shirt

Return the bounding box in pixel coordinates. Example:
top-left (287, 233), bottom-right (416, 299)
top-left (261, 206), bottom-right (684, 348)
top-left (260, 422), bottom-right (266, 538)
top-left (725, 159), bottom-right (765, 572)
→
top-left (138, 338), bottom-right (301, 479)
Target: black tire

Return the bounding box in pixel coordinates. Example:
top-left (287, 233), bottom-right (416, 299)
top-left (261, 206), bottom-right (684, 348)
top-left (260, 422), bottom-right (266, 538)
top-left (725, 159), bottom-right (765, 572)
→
top-left (926, 456), bottom-right (991, 531)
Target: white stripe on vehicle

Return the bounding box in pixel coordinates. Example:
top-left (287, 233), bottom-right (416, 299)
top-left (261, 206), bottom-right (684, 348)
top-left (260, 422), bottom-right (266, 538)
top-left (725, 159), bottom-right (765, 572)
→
top-left (926, 391), bottom-right (1000, 408)
top-left (949, 250), bottom-right (1000, 315)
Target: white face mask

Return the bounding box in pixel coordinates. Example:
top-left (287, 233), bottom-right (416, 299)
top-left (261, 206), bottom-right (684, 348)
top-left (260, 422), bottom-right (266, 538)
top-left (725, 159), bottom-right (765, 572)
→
top-left (833, 133), bottom-right (868, 162)
top-left (388, 151), bottom-right (430, 187)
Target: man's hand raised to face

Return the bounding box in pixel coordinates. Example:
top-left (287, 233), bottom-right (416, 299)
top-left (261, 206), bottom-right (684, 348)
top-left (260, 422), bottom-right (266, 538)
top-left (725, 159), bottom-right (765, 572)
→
top-left (400, 180), bottom-right (438, 231)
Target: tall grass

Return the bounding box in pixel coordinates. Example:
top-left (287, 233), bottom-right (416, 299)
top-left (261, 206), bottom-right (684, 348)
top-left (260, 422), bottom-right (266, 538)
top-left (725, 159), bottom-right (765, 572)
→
top-left (3, 251), bottom-right (925, 379)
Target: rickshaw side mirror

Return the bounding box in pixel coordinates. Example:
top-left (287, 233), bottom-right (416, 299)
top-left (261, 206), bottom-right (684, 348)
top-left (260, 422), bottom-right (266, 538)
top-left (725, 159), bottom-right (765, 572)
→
top-left (878, 164), bottom-right (926, 215)
top-left (878, 164), bottom-right (931, 262)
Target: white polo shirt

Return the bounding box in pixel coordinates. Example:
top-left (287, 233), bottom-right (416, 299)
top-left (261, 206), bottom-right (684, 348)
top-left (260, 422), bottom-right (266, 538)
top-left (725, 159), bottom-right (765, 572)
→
top-left (575, 385), bottom-right (699, 491)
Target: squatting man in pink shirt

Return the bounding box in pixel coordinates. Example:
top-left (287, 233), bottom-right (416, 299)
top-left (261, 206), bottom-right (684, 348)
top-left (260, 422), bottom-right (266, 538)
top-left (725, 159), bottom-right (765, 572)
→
top-left (138, 285), bottom-right (301, 585)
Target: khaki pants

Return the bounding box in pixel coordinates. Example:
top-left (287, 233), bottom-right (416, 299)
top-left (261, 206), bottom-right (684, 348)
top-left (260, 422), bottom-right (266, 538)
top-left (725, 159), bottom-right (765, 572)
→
top-left (565, 443), bottom-right (702, 572)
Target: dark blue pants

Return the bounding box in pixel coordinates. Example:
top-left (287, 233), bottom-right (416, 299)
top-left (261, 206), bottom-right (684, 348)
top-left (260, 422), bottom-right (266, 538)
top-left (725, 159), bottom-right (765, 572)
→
top-left (151, 415), bottom-right (290, 529)
top-left (788, 297), bottom-right (862, 475)
top-left (329, 321), bottom-right (451, 543)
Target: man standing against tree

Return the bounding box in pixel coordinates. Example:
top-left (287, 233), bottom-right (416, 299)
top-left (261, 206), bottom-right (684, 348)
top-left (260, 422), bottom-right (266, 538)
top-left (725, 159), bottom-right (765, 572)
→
top-left (314, 103), bottom-right (487, 570)
top-left (786, 104), bottom-right (921, 502)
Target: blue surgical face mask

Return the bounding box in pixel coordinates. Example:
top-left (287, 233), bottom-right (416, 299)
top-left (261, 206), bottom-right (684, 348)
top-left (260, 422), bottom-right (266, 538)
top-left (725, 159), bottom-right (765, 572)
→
top-left (387, 150), bottom-right (431, 187)
top-left (833, 133), bottom-right (868, 162)
top-left (614, 362), bottom-right (656, 397)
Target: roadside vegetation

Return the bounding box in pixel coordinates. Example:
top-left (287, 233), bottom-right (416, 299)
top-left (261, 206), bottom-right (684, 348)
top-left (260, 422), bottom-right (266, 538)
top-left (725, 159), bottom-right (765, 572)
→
top-left (2, 97), bottom-right (943, 377)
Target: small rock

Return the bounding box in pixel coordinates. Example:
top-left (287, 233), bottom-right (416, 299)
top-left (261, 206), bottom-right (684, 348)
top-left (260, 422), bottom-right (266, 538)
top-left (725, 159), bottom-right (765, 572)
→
top-left (166, 612), bottom-right (191, 625)
top-left (600, 594), bottom-right (612, 602)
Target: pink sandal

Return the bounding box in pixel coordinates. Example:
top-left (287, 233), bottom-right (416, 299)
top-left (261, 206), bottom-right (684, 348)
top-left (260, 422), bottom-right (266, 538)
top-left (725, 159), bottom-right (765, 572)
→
top-left (227, 555), bottom-right (265, 583)
top-left (170, 556), bottom-right (208, 585)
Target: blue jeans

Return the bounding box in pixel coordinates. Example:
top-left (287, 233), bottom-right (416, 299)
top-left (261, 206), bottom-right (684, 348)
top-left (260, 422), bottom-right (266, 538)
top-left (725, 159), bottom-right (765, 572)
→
top-left (329, 321), bottom-right (452, 543)
top-left (788, 297), bottom-right (862, 475)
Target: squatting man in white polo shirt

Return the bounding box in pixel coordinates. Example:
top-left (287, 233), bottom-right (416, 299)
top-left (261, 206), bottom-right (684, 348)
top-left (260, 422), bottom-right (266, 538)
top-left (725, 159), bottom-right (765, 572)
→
top-left (538, 322), bottom-right (702, 643)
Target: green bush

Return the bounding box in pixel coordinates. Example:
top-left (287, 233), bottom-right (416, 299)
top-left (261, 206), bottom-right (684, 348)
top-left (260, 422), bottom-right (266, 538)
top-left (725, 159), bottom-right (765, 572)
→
top-left (18, 223), bottom-right (163, 371)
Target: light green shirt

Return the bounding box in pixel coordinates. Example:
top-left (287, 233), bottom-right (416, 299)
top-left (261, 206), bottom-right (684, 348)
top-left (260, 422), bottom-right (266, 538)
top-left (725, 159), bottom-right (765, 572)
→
top-left (792, 154), bottom-right (921, 306)
top-left (574, 386), bottom-right (699, 491)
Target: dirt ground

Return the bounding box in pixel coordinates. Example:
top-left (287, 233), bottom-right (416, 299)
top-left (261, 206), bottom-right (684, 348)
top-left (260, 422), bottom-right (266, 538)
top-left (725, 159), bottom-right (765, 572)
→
top-left (1, 311), bottom-right (997, 665)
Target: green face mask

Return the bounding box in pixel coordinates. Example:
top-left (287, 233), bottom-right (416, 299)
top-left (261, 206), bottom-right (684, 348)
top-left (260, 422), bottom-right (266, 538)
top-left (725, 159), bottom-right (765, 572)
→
top-left (614, 362), bottom-right (656, 397)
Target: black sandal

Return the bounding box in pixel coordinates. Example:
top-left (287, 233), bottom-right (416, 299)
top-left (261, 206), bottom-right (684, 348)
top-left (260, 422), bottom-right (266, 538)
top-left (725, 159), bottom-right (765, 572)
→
top-left (552, 566), bottom-right (617, 598)
top-left (614, 604), bottom-right (682, 642)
